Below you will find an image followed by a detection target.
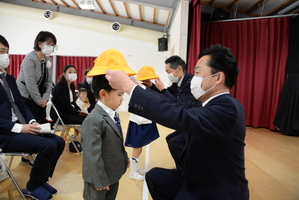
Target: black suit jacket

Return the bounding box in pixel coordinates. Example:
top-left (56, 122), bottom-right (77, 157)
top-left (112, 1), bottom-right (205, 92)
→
top-left (78, 80), bottom-right (96, 112)
top-left (52, 78), bottom-right (81, 120)
top-left (0, 73), bottom-right (35, 147)
top-left (128, 86), bottom-right (249, 200)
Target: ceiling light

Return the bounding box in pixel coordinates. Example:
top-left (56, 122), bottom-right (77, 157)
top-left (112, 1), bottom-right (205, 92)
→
top-left (79, 0), bottom-right (95, 10)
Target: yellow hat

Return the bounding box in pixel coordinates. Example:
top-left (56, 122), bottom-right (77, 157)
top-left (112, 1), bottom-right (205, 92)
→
top-left (136, 65), bottom-right (159, 81)
top-left (87, 49), bottom-right (136, 77)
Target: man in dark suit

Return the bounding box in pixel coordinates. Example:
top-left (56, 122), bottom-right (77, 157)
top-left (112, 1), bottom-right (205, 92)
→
top-left (106, 44), bottom-right (249, 200)
top-left (78, 68), bottom-right (96, 112)
top-left (0, 35), bottom-right (65, 200)
top-left (146, 55), bottom-right (197, 171)
top-left (159, 55), bottom-right (195, 102)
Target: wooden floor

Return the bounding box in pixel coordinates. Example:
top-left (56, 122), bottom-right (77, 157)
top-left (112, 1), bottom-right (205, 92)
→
top-left (1, 111), bottom-right (299, 200)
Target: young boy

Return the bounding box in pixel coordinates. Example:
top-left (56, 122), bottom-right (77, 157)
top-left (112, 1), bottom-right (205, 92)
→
top-left (81, 49), bottom-right (135, 200)
top-left (76, 87), bottom-right (90, 114)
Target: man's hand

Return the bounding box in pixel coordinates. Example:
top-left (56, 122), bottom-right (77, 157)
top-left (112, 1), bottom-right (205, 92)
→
top-left (97, 185), bottom-right (110, 191)
top-left (155, 78), bottom-right (166, 91)
top-left (105, 70), bottom-right (136, 94)
top-left (129, 76), bottom-right (143, 87)
top-left (21, 124), bottom-right (42, 135)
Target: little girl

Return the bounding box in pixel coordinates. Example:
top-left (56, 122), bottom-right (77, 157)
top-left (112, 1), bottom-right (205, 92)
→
top-left (76, 87), bottom-right (90, 114)
top-left (125, 66), bottom-right (160, 180)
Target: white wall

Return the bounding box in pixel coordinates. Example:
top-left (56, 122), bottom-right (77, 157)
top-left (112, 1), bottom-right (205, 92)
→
top-left (0, 1), bottom-right (189, 111)
top-left (169, 0), bottom-right (190, 61)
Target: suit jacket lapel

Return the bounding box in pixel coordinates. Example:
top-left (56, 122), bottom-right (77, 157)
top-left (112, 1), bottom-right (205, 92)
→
top-left (95, 105), bottom-right (123, 140)
top-left (0, 82), bottom-right (9, 101)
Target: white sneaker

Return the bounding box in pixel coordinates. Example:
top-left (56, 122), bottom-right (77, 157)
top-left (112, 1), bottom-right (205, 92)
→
top-left (137, 168), bottom-right (147, 175)
top-left (129, 172), bottom-right (144, 181)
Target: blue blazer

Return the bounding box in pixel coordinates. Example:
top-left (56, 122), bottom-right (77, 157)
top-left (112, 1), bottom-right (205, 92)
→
top-left (0, 74), bottom-right (35, 147)
top-left (129, 86), bottom-right (249, 200)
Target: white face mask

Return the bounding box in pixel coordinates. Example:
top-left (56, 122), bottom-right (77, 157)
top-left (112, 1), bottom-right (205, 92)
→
top-left (0, 54), bottom-right (10, 70)
top-left (41, 43), bottom-right (54, 55)
top-left (167, 71), bottom-right (179, 83)
top-left (67, 73), bottom-right (77, 82)
top-left (86, 77), bottom-right (93, 84)
top-left (190, 73), bottom-right (217, 99)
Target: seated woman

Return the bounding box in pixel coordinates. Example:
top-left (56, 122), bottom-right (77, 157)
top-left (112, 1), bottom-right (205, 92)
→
top-left (52, 65), bottom-right (86, 142)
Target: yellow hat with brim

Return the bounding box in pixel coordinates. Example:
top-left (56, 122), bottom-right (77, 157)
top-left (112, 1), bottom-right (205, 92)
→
top-left (87, 49), bottom-right (136, 77)
top-left (136, 65), bottom-right (159, 81)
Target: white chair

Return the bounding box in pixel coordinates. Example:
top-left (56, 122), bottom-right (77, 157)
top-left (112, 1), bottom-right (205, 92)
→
top-left (51, 104), bottom-right (82, 154)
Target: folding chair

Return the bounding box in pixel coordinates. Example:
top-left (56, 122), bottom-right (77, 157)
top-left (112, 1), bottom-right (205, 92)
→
top-left (0, 149), bottom-right (29, 200)
top-left (51, 104), bottom-right (82, 154)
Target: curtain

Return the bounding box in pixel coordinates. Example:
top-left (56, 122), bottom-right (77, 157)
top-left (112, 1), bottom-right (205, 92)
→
top-left (201, 17), bottom-right (290, 130)
top-left (56, 56), bottom-right (96, 88)
top-left (186, 0), bottom-right (201, 73)
top-left (7, 55), bottom-right (26, 78)
top-left (273, 16), bottom-right (299, 136)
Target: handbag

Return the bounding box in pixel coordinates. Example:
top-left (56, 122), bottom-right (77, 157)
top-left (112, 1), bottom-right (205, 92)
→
top-left (69, 141), bottom-right (82, 153)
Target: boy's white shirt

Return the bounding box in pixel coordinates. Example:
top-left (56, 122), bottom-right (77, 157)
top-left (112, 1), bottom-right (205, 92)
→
top-left (97, 101), bottom-right (117, 123)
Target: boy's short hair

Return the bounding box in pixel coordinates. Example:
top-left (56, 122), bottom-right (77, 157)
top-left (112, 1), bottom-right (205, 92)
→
top-left (92, 75), bottom-right (114, 99)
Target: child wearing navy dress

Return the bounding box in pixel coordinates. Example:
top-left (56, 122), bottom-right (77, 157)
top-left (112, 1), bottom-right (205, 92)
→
top-left (125, 66), bottom-right (160, 180)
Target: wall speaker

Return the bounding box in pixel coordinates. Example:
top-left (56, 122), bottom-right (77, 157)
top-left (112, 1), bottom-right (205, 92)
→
top-left (111, 22), bottom-right (121, 32)
top-left (43, 10), bottom-right (53, 20)
top-left (212, 9), bottom-right (229, 21)
top-left (158, 37), bottom-right (168, 52)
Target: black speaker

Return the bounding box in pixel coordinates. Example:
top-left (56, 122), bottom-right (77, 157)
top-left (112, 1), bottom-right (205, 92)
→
top-left (158, 37), bottom-right (168, 52)
top-left (212, 9), bottom-right (230, 21)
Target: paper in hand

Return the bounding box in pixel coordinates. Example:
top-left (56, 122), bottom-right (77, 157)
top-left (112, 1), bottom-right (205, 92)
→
top-left (38, 123), bottom-right (53, 134)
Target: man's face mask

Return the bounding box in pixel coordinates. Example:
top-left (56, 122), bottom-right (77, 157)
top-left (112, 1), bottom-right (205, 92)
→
top-left (190, 73), bottom-right (218, 99)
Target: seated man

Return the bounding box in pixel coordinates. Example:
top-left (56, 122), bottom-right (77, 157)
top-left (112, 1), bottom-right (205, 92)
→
top-left (0, 35), bottom-right (65, 200)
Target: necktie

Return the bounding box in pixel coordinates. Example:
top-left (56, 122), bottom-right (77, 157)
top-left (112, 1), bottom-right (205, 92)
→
top-left (0, 74), bottom-right (27, 124)
top-left (114, 113), bottom-right (121, 131)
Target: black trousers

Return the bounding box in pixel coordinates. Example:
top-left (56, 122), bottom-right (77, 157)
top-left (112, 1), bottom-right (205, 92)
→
top-left (145, 168), bottom-right (184, 200)
top-left (3, 132), bottom-right (65, 185)
top-left (166, 131), bottom-right (189, 171)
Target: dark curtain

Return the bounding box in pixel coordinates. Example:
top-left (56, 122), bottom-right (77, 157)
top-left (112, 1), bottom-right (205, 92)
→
top-left (200, 17), bottom-right (290, 130)
top-left (273, 16), bottom-right (299, 136)
top-left (56, 56), bottom-right (96, 88)
top-left (186, 0), bottom-right (201, 73)
top-left (7, 54), bottom-right (26, 78)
